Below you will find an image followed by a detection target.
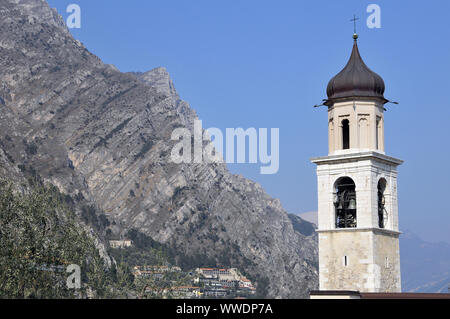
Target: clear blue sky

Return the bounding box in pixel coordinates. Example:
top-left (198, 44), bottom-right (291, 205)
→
top-left (48, 0), bottom-right (450, 244)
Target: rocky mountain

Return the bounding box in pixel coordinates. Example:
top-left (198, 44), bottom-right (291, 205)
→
top-left (0, 0), bottom-right (318, 298)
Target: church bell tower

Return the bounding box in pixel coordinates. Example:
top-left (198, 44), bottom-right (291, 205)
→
top-left (311, 33), bottom-right (402, 292)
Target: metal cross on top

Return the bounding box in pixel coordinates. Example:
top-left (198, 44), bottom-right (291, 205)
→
top-left (350, 14), bottom-right (359, 34)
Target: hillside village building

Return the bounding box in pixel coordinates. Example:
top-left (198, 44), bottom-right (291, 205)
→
top-left (311, 33), bottom-right (402, 294)
top-left (195, 268), bottom-right (241, 281)
top-left (194, 268), bottom-right (256, 296)
top-left (109, 240), bottom-right (133, 248)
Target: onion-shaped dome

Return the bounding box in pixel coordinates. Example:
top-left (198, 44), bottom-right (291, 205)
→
top-left (325, 35), bottom-right (387, 106)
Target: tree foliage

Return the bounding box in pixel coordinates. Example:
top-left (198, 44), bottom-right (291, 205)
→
top-left (0, 179), bottom-right (114, 298)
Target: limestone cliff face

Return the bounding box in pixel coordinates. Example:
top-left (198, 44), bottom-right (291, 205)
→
top-left (0, 0), bottom-right (318, 298)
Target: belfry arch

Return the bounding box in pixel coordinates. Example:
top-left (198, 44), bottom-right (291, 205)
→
top-left (378, 178), bottom-right (387, 228)
top-left (333, 176), bottom-right (357, 228)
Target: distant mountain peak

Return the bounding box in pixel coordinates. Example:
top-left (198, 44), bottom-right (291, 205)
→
top-left (297, 211), bottom-right (318, 226)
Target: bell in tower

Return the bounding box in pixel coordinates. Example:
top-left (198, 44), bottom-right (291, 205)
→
top-left (311, 32), bottom-right (403, 293)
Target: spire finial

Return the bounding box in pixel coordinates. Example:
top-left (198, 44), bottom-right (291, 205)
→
top-left (350, 14), bottom-right (359, 40)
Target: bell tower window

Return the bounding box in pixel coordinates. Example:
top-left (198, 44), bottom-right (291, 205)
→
top-left (342, 119), bottom-right (350, 149)
top-left (334, 177), bottom-right (357, 228)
